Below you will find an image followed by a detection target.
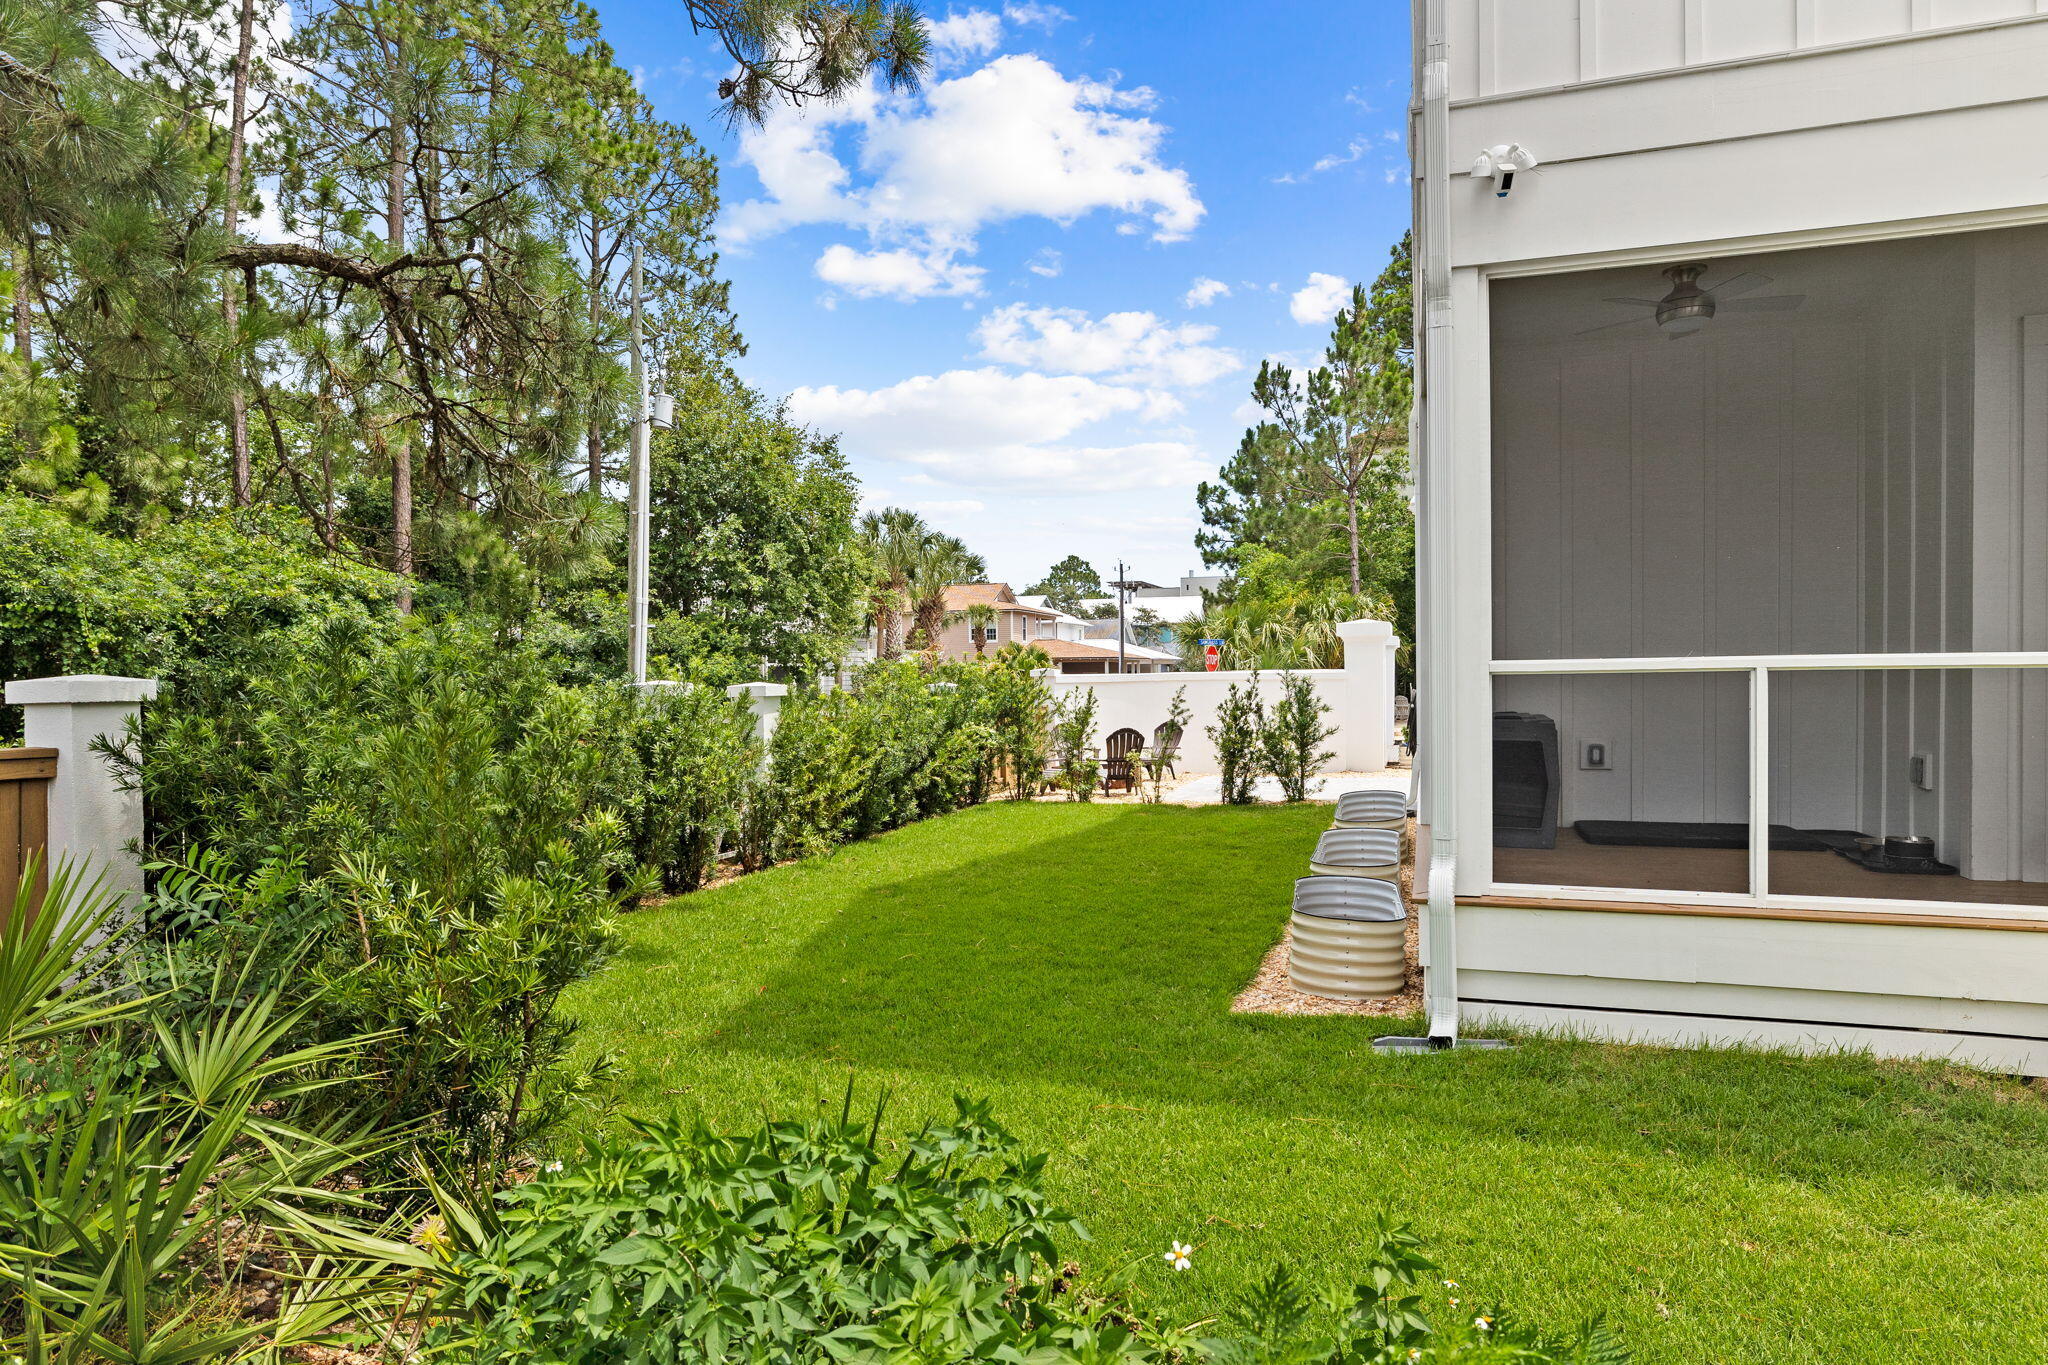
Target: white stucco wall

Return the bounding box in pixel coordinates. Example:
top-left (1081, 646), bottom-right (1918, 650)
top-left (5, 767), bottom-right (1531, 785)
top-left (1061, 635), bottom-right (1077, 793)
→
top-left (1044, 619), bottom-right (1400, 772)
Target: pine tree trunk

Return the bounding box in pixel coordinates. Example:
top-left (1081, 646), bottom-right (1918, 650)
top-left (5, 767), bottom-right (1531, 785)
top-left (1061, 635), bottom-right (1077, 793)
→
top-left (11, 244), bottom-right (30, 363)
top-left (587, 220), bottom-right (605, 487)
top-left (221, 0), bottom-right (257, 506)
top-left (1345, 491), bottom-right (1362, 597)
top-left (384, 48), bottom-right (413, 612)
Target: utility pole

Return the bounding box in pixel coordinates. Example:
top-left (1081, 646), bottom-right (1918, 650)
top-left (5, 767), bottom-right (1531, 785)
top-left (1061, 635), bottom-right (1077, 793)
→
top-left (628, 239), bottom-right (650, 686)
top-left (1115, 559), bottom-right (1128, 674)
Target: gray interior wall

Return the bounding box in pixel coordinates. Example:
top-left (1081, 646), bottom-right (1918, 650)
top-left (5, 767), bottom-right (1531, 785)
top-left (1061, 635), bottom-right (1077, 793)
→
top-left (1491, 235), bottom-right (2005, 853)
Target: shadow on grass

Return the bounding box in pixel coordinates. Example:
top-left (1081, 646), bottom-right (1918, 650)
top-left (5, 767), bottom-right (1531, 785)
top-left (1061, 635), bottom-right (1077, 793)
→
top-left (613, 801), bottom-right (2048, 1198)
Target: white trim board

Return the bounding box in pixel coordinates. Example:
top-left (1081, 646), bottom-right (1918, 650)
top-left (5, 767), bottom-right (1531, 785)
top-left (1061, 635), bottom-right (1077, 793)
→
top-left (1465, 999), bottom-right (2048, 1075)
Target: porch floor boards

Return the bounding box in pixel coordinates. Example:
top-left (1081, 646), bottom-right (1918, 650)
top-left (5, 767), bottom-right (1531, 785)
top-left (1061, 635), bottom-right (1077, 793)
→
top-left (1494, 827), bottom-right (2048, 907)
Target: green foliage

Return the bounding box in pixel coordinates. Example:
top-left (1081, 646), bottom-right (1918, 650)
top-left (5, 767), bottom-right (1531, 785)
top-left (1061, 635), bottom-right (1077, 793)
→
top-left (0, 860), bottom-right (410, 1362)
top-left (1026, 554), bottom-right (1104, 616)
top-left (113, 617), bottom-right (645, 1169)
top-left (984, 643), bottom-right (1054, 800)
top-left (1050, 687), bottom-right (1100, 802)
top-left (423, 1095), bottom-right (1165, 1365)
top-left (1260, 673), bottom-right (1336, 803)
top-left (0, 496), bottom-right (395, 738)
top-left (1209, 675), bottom-right (1265, 805)
top-left (615, 684), bottom-right (760, 893)
top-left (746, 659), bottom-right (1019, 864)
top-left (647, 373), bottom-right (865, 684)
top-left (1201, 1225), bottom-right (1628, 1365)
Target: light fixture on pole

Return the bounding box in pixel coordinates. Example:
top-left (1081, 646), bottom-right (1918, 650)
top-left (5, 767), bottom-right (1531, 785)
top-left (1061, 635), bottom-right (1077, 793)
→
top-left (626, 239), bottom-right (673, 688)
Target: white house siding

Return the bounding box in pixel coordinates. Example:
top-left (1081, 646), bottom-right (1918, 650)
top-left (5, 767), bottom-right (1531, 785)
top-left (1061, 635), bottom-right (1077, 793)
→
top-left (1413, 0), bottom-right (2048, 1065)
top-left (1447, 0), bottom-right (2041, 101)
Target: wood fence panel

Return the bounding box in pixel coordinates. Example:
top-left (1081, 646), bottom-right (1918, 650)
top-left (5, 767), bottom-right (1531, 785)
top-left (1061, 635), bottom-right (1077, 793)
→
top-left (0, 747), bottom-right (55, 927)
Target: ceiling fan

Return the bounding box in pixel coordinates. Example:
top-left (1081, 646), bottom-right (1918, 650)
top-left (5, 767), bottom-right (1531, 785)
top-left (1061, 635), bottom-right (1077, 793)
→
top-left (1577, 263), bottom-right (1806, 338)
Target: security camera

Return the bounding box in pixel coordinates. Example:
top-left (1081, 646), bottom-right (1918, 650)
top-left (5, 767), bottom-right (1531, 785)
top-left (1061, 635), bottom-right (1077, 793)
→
top-left (1471, 143), bottom-right (1539, 198)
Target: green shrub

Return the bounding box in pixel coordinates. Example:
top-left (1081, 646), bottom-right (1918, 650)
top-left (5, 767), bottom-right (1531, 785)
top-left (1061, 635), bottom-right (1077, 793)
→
top-left (1260, 672), bottom-right (1337, 802)
top-left (114, 616), bottom-right (642, 1171)
top-left (424, 1097), bottom-right (1151, 1365)
top-left (0, 496), bottom-right (395, 740)
top-left (613, 684), bottom-right (758, 892)
top-left (1210, 674), bottom-right (1266, 805)
top-left (1051, 687), bottom-right (1100, 802)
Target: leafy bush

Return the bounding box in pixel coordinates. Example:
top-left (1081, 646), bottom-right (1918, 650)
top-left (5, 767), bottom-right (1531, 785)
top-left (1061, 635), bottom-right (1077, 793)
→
top-left (1050, 687), bottom-right (1100, 802)
top-left (613, 684), bottom-right (758, 892)
top-left (0, 496), bottom-right (396, 740)
top-left (424, 1097), bottom-right (1150, 1365)
top-left (1260, 672), bottom-right (1337, 802)
top-left (1203, 1226), bottom-right (1628, 1364)
top-left (114, 616), bottom-right (642, 1170)
top-left (1210, 674), bottom-right (1266, 805)
top-left (984, 643), bottom-right (1054, 799)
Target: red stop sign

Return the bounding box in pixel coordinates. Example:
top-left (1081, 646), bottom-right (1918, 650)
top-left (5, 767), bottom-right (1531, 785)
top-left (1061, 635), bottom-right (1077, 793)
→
top-left (1202, 643), bottom-right (1221, 671)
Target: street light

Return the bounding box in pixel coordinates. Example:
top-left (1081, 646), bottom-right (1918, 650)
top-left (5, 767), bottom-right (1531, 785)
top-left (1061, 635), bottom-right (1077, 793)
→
top-left (626, 240), bottom-right (674, 688)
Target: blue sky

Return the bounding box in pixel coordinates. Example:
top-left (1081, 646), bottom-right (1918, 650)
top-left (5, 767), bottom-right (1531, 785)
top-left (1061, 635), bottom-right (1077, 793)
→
top-left (602, 1), bottom-right (1413, 588)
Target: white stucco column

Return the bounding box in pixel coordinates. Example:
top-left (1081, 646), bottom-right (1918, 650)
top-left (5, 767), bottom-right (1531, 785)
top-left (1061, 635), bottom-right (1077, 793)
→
top-left (1335, 619), bottom-right (1400, 771)
top-left (4, 674), bottom-right (159, 907)
top-left (725, 682), bottom-right (788, 751)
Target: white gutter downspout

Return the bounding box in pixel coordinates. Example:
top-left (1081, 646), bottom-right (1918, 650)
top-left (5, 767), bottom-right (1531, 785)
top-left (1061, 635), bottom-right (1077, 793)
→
top-left (1417, 0), bottom-right (1460, 1048)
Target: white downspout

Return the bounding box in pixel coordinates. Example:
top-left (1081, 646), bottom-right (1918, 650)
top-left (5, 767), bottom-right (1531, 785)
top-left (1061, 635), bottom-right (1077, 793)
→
top-left (1416, 0), bottom-right (1460, 1046)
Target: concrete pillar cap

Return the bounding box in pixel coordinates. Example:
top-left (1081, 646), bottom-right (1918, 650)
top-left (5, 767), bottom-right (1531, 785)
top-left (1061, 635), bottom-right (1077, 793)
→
top-left (6, 675), bottom-right (160, 705)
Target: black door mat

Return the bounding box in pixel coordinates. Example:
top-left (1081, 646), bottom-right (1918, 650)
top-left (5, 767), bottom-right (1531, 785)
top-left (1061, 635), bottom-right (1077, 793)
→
top-left (1829, 844), bottom-right (1959, 875)
top-left (1572, 820), bottom-right (1866, 852)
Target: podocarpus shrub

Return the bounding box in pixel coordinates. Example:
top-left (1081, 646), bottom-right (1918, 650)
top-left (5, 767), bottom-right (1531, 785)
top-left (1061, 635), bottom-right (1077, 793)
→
top-left (1050, 687), bottom-right (1100, 802)
top-left (611, 684), bottom-right (759, 892)
top-left (1260, 672), bottom-right (1337, 802)
top-left (112, 615), bottom-right (645, 1171)
top-left (1210, 673), bottom-right (1265, 804)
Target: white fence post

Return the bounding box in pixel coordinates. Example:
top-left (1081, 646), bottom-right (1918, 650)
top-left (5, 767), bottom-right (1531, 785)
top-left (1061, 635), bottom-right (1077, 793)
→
top-left (4, 674), bottom-right (159, 908)
top-left (725, 682), bottom-right (788, 752)
top-left (1334, 619), bottom-right (1401, 770)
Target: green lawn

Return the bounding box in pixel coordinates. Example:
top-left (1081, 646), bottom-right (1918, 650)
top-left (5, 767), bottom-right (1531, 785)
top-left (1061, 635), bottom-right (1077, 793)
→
top-left (568, 801), bottom-right (2048, 1363)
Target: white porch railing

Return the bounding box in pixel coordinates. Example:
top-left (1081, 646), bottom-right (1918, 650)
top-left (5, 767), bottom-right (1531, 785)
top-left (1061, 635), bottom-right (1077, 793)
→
top-left (1486, 651), bottom-right (2048, 917)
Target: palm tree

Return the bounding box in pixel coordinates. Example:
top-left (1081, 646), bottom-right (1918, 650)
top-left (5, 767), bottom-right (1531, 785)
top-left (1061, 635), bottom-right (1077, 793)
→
top-left (857, 507), bottom-right (925, 659)
top-left (964, 603), bottom-right (997, 655)
top-left (904, 532), bottom-right (985, 652)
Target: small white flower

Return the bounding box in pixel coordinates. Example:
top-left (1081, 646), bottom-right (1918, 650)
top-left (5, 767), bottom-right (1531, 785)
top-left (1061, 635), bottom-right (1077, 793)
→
top-left (1163, 1240), bottom-right (1194, 1272)
top-left (1407, 1352), bottom-right (1421, 1362)
top-left (1441, 1279), bottom-right (1458, 1289)
top-left (1447, 1298), bottom-right (1459, 1308)
top-left (543, 1161), bottom-right (563, 1173)
top-left (1474, 1316), bottom-right (1493, 1332)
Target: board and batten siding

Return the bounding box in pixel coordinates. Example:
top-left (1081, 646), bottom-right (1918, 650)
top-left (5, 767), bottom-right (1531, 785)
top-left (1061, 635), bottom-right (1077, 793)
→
top-left (1447, 0), bottom-right (2048, 100)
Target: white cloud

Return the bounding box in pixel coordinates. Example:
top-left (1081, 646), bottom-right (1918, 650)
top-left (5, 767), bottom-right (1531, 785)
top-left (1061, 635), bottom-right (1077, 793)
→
top-left (721, 54), bottom-right (1203, 266)
top-left (1183, 276), bottom-right (1230, 308)
top-left (786, 368), bottom-right (1198, 493)
top-left (1289, 272), bottom-right (1351, 326)
top-left (1003, 1), bottom-right (1071, 29)
top-left (927, 9), bottom-right (1002, 66)
top-left (1026, 248), bottom-right (1063, 277)
top-left (815, 244), bottom-right (985, 300)
top-left (974, 303), bottom-right (1238, 387)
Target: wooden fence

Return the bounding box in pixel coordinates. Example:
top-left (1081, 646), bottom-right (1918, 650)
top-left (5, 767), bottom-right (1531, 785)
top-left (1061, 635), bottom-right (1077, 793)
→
top-left (0, 746), bottom-right (54, 925)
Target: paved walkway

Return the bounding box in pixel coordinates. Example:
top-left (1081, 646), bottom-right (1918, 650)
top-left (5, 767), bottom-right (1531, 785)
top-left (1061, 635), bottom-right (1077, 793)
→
top-left (1164, 767), bottom-right (1410, 806)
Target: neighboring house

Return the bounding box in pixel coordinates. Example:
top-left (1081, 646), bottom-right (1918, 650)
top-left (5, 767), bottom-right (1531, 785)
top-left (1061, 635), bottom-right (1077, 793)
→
top-left (1409, 0), bottom-right (2048, 1072)
top-left (930, 583), bottom-right (1057, 660)
top-left (1074, 572), bottom-right (1217, 645)
top-left (1016, 594), bottom-right (1178, 673)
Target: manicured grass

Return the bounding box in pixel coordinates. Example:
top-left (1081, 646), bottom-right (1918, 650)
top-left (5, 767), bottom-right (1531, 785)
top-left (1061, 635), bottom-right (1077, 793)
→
top-left (568, 801), bottom-right (2048, 1363)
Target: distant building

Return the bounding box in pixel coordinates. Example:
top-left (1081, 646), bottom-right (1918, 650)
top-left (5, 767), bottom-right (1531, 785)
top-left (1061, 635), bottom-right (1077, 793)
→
top-left (1074, 572), bottom-right (1219, 640)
